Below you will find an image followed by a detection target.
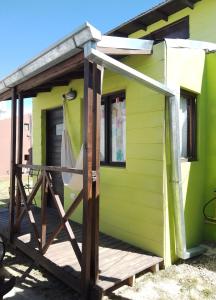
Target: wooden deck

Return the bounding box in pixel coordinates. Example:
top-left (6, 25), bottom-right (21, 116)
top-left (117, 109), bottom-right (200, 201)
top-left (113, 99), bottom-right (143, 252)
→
top-left (0, 206), bottom-right (163, 298)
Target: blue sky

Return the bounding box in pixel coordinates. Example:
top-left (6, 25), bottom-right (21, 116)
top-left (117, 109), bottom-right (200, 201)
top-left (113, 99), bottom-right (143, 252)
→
top-left (0, 0), bottom-right (161, 113)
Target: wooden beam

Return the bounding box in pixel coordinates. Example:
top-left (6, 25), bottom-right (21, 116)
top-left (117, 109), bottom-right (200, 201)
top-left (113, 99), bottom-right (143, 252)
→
top-left (41, 171), bottom-right (47, 249)
top-left (16, 52), bottom-right (84, 94)
top-left (156, 9), bottom-right (169, 21)
top-left (15, 173), bottom-right (43, 228)
top-left (133, 20), bottom-right (148, 31)
top-left (181, 0), bottom-right (194, 9)
top-left (0, 89), bottom-right (12, 102)
top-left (42, 189), bottom-right (83, 254)
top-left (9, 87), bottom-right (17, 242)
top-left (90, 63), bottom-right (102, 285)
top-left (113, 30), bottom-right (128, 37)
top-left (16, 176), bottom-right (41, 250)
top-left (17, 164), bottom-right (83, 174)
top-left (86, 48), bottom-right (175, 96)
top-left (81, 59), bottom-right (94, 299)
top-left (15, 93), bottom-right (24, 232)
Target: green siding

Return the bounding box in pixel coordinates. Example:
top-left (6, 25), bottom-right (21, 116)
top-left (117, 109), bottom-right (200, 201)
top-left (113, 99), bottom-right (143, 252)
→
top-left (203, 53), bottom-right (216, 240)
top-left (130, 0), bottom-right (216, 44)
top-left (33, 43), bottom-right (167, 260)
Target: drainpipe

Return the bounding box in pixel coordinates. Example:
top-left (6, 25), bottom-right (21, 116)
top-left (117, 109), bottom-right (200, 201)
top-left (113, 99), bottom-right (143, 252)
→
top-left (168, 91), bottom-right (205, 259)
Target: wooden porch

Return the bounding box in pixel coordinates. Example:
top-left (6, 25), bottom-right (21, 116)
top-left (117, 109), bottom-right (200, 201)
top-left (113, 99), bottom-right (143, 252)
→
top-left (0, 29), bottom-right (164, 299)
top-left (0, 205), bottom-right (163, 298)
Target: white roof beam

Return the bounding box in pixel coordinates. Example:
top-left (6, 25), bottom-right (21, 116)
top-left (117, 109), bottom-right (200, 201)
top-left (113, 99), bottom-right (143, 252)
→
top-left (85, 47), bottom-right (175, 96)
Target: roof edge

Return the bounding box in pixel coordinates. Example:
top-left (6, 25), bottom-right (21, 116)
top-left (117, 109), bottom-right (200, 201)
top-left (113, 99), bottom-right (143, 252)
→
top-left (0, 23), bottom-right (101, 95)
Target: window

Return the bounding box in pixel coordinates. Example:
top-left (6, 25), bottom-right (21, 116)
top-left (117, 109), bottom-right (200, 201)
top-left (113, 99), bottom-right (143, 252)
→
top-left (142, 16), bottom-right (189, 44)
top-left (100, 91), bottom-right (126, 167)
top-left (179, 90), bottom-right (197, 161)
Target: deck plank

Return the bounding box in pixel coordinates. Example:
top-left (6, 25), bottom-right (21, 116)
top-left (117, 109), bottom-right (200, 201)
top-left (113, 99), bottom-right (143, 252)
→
top-left (0, 206), bottom-right (163, 296)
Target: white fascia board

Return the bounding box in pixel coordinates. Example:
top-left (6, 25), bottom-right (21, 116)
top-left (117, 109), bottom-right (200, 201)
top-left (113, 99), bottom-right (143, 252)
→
top-left (97, 36), bottom-right (153, 52)
top-left (165, 38), bottom-right (216, 52)
top-left (85, 48), bottom-right (175, 96)
top-left (0, 23), bottom-right (102, 94)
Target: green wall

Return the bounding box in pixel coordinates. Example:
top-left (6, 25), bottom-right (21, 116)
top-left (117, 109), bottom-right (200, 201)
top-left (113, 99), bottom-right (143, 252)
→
top-left (33, 43), bottom-right (169, 262)
top-left (130, 0), bottom-right (216, 44)
top-left (166, 46), bottom-right (207, 250)
top-left (203, 53), bottom-right (216, 240)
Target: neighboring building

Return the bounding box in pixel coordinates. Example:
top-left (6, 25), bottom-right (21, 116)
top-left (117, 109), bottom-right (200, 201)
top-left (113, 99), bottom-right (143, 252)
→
top-left (0, 114), bottom-right (32, 176)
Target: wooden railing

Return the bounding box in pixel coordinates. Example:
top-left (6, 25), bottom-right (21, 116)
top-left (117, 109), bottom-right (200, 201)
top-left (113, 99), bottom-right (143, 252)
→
top-left (15, 164), bottom-right (83, 266)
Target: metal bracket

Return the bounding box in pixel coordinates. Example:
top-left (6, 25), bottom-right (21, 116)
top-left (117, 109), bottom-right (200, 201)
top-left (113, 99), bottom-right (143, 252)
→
top-left (92, 171), bottom-right (97, 182)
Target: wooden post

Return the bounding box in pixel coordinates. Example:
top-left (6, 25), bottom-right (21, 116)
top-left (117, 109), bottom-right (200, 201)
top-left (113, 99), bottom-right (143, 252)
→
top-left (41, 171), bottom-right (47, 250)
top-left (15, 93), bottom-right (24, 231)
top-left (90, 63), bottom-right (102, 285)
top-left (81, 59), bottom-right (94, 299)
top-left (9, 87), bottom-right (17, 242)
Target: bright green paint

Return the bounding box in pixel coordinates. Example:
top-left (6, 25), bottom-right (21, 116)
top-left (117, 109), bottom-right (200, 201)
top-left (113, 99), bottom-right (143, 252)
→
top-left (33, 43), bottom-right (168, 261)
top-left (130, 0), bottom-right (216, 44)
top-left (166, 46), bottom-right (207, 253)
top-left (203, 53), bottom-right (216, 240)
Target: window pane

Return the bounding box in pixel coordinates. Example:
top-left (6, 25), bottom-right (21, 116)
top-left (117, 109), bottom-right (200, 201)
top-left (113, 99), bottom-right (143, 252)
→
top-left (111, 98), bottom-right (126, 162)
top-left (100, 104), bottom-right (105, 161)
top-left (179, 96), bottom-right (188, 158)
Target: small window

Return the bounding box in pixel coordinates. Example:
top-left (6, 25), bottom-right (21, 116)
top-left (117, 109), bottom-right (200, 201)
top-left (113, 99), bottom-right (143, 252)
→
top-left (100, 91), bottom-right (126, 167)
top-left (179, 90), bottom-right (197, 161)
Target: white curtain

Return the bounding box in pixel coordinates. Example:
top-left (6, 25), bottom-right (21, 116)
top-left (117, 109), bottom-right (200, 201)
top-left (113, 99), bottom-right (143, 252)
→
top-left (179, 96), bottom-right (188, 158)
top-left (61, 102), bottom-right (83, 197)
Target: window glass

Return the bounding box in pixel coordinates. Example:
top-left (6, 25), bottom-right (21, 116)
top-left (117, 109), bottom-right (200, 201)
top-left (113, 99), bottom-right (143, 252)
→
top-left (179, 90), bottom-right (197, 161)
top-left (179, 96), bottom-right (188, 158)
top-left (100, 91), bottom-right (126, 167)
top-left (111, 98), bottom-right (126, 162)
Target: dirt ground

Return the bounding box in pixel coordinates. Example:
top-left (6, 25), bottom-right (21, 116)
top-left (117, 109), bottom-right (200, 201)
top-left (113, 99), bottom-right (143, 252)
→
top-left (0, 243), bottom-right (215, 300)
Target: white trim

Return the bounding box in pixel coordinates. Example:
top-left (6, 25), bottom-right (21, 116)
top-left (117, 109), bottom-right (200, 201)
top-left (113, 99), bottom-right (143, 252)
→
top-left (85, 47), bottom-right (175, 96)
top-left (97, 36), bottom-right (153, 51)
top-left (165, 38), bottom-right (216, 52)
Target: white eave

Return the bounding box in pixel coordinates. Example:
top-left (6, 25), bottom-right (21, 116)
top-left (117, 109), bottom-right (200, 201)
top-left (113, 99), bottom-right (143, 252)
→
top-left (165, 38), bottom-right (216, 52)
top-left (0, 22), bottom-right (102, 95)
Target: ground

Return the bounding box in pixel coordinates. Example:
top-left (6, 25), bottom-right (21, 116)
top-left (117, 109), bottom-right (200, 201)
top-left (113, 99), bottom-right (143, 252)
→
top-left (1, 178), bottom-right (216, 299)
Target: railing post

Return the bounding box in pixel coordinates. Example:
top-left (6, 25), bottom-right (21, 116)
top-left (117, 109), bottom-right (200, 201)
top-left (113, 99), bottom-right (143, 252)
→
top-left (81, 59), bottom-right (102, 299)
top-left (81, 59), bottom-right (94, 299)
top-left (15, 93), bottom-right (24, 232)
top-left (9, 87), bottom-right (17, 242)
top-left (90, 63), bottom-right (102, 284)
top-left (41, 171), bottom-right (47, 250)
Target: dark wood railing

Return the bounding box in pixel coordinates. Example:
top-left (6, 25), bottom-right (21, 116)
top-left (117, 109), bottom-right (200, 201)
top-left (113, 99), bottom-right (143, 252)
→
top-left (15, 164), bottom-right (83, 266)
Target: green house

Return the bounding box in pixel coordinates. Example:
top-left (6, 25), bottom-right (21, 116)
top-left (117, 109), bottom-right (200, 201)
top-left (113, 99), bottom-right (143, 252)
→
top-left (1, 0), bottom-right (216, 298)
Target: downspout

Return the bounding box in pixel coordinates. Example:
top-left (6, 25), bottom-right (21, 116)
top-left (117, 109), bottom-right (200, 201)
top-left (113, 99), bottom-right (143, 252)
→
top-left (165, 42), bottom-right (205, 259)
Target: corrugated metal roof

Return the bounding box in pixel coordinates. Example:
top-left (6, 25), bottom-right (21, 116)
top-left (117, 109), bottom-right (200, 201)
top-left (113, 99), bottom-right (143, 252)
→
top-left (108, 0), bottom-right (202, 37)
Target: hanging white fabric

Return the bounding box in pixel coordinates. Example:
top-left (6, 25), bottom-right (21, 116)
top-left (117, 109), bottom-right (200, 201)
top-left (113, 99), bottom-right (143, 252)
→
top-left (61, 65), bottom-right (104, 199)
top-left (61, 101), bottom-right (83, 196)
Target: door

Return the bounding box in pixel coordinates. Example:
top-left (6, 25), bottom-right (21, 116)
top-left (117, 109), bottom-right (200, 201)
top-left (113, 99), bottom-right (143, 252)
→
top-left (46, 107), bottom-right (64, 207)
